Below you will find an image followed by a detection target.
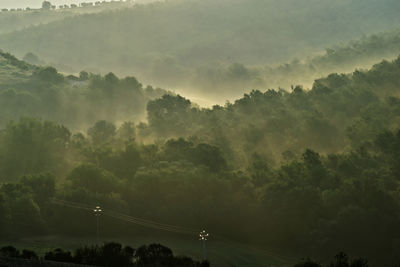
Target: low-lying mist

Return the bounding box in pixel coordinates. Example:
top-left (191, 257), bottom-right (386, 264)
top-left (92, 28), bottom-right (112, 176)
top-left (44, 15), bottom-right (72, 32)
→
top-left (1, 0), bottom-right (400, 105)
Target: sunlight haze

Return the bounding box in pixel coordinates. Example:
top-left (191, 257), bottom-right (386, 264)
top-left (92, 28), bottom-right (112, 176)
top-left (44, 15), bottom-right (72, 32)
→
top-left (0, 0), bottom-right (82, 8)
top-left (0, 0), bottom-right (400, 266)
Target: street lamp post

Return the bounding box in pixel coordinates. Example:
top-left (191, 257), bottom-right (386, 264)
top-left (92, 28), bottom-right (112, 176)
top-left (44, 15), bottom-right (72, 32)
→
top-left (93, 206), bottom-right (102, 244)
top-left (199, 230), bottom-right (209, 261)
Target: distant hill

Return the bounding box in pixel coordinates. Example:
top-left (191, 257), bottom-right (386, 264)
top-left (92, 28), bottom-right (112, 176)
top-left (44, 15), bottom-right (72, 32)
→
top-left (0, 2), bottom-right (138, 35)
top-left (193, 28), bottom-right (400, 100)
top-left (0, 0), bottom-right (399, 99)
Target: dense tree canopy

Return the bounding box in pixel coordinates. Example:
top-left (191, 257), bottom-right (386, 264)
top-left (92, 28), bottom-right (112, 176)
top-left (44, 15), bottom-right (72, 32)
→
top-left (0, 53), bottom-right (400, 265)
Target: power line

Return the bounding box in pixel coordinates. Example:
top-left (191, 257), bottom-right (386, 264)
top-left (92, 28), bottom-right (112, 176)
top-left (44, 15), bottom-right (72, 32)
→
top-left (51, 198), bottom-right (199, 235)
top-left (51, 198), bottom-right (294, 263)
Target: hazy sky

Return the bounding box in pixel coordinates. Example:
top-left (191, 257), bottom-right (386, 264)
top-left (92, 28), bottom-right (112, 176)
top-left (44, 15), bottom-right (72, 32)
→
top-left (0, 0), bottom-right (82, 8)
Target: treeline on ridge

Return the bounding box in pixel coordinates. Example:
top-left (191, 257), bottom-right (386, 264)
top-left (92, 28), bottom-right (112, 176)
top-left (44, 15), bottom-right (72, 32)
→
top-left (1, 0), bottom-right (400, 100)
top-left (0, 50), bottom-right (168, 130)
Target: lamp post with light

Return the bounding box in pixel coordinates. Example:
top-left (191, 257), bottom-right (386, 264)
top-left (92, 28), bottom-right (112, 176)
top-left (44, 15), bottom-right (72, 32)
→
top-left (93, 206), bottom-right (102, 244)
top-left (199, 230), bottom-right (209, 261)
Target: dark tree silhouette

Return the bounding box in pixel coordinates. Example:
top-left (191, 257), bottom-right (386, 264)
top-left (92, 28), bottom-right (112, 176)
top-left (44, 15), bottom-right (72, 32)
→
top-left (0, 246), bottom-right (19, 258)
top-left (44, 248), bottom-right (74, 263)
top-left (294, 258), bottom-right (322, 267)
top-left (20, 249), bottom-right (38, 260)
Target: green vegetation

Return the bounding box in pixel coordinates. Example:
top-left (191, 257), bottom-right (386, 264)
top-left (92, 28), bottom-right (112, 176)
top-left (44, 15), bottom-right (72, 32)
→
top-left (0, 50), bottom-right (168, 130)
top-left (1, 53), bottom-right (400, 265)
top-left (144, 56), bottom-right (400, 163)
top-left (1, 1), bottom-right (400, 264)
top-left (0, 0), bottom-right (400, 102)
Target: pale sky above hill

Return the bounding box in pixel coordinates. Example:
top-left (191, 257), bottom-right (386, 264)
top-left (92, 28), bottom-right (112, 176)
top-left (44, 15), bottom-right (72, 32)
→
top-left (0, 0), bottom-right (81, 8)
top-left (0, 0), bottom-right (155, 8)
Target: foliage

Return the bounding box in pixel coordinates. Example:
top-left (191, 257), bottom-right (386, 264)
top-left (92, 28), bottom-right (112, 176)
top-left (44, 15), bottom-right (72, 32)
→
top-left (0, 53), bottom-right (400, 265)
top-left (1, 243), bottom-right (208, 267)
top-left (1, 0), bottom-right (400, 99)
top-left (42, 1), bottom-right (52, 10)
top-left (0, 52), bottom-right (169, 130)
top-left (141, 56), bottom-right (400, 168)
top-left (0, 118), bottom-right (70, 180)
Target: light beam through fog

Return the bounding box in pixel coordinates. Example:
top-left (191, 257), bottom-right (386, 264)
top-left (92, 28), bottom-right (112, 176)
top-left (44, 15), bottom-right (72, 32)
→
top-left (1, 0), bottom-right (400, 266)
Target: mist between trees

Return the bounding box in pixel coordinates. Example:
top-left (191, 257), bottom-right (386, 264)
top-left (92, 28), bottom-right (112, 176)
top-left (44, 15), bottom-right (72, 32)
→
top-left (1, 52), bottom-right (400, 265)
top-left (1, 0), bottom-right (400, 104)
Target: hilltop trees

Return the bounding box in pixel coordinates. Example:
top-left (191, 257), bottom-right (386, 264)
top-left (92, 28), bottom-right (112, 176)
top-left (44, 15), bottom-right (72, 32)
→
top-left (42, 1), bottom-right (52, 10)
top-left (147, 95), bottom-right (193, 137)
top-left (32, 66), bottom-right (64, 84)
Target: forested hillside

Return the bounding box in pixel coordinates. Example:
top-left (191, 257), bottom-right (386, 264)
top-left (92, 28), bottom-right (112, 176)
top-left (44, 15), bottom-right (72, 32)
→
top-left (1, 54), bottom-right (400, 265)
top-left (0, 0), bottom-right (399, 102)
top-left (0, 50), bottom-right (167, 130)
top-left (194, 29), bottom-right (400, 99)
top-left (142, 56), bottom-right (400, 165)
top-left (0, 2), bottom-right (135, 35)
top-left (1, 0), bottom-right (400, 266)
